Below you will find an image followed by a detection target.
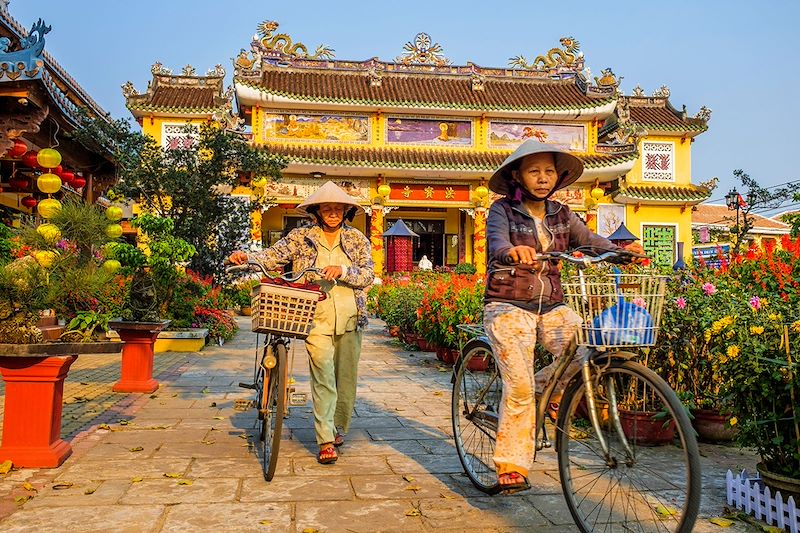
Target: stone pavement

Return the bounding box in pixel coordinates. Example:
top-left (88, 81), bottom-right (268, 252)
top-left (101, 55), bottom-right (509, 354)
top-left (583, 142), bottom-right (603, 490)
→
top-left (0, 318), bottom-right (761, 532)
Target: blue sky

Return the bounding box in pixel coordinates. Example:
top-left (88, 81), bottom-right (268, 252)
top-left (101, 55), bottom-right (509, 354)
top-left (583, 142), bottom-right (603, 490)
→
top-left (8, 0), bottom-right (800, 203)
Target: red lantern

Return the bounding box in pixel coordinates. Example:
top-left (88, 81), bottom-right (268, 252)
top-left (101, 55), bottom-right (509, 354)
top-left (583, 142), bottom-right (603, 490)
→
top-left (21, 196), bottom-right (37, 209)
top-left (71, 176), bottom-right (86, 189)
top-left (22, 150), bottom-right (39, 168)
top-left (8, 177), bottom-right (29, 189)
top-left (7, 139), bottom-right (27, 158)
top-left (51, 164), bottom-right (63, 176)
top-left (60, 170), bottom-right (74, 185)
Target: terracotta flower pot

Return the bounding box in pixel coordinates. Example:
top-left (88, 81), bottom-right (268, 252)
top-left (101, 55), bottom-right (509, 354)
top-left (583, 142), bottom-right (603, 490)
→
top-left (692, 408), bottom-right (737, 443)
top-left (465, 352), bottom-right (490, 371)
top-left (441, 348), bottom-right (457, 365)
top-left (434, 345), bottom-right (447, 361)
top-left (618, 409), bottom-right (676, 446)
top-left (387, 325), bottom-right (401, 337)
top-left (757, 462), bottom-right (800, 500)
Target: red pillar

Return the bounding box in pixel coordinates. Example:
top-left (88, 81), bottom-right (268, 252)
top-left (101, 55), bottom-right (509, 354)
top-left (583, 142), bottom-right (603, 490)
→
top-left (0, 355), bottom-right (77, 468)
top-left (112, 328), bottom-right (160, 393)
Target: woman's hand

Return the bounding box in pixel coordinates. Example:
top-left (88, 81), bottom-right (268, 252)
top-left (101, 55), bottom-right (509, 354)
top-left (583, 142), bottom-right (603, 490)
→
top-left (506, 245), bottom-right (539, 265)
top-left (228, 251), bottom-right (249, 265)
top-left (320, 265), bottom-right (343, 281)
top-left (622, 242), bottom-right (649, 265)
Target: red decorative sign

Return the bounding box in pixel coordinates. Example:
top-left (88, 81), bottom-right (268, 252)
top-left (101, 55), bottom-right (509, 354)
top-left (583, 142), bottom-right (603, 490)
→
top-left (388, 183), bottom-right (470, 202)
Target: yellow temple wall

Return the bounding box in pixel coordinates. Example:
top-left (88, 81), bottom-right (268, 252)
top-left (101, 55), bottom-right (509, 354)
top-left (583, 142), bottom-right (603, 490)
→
top-left (627, 135), bottom-right (693, 186)
top-left (140, 116), bottom-right (208, 145)
top-left (625, 204), bottom-right (693, 263)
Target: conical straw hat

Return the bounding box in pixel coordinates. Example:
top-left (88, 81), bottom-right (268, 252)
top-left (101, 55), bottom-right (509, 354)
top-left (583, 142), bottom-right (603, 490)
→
top-left (295, 181), bottom-right (363, 215)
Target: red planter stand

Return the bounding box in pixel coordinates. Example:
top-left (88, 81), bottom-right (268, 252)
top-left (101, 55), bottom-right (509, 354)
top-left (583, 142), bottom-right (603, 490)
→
top-left (0, 342), bottom-right (122, 468)
top-left (110, 321), bottom-right (169, 394)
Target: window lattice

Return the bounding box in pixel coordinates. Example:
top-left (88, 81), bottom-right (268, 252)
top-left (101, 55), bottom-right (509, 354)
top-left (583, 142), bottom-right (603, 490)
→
top-left (642, 141), bottom-right (674, 181)
top-left (642, 225), bottom-right (676, 267)
top-left (162, 124), bottom-right (198, 150)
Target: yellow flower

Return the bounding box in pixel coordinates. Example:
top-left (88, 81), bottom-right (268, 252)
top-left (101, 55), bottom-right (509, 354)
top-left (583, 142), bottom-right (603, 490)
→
top-left (703, 331), bottom-right (712, 342)
top-left (792, 320), bottom-right (800, 334)
top-left (768, 313), bottom-right (781, 322)
top-left (729, 417), bottom-right (738, 426)
top-left (726, 345), bottom-right (740, 359)
top-left (749, 326), bottom-right (764, 335)
top-left (725, 330), bottom-right (734, 339)
top-left (710, 316), bottom-right (734, 335)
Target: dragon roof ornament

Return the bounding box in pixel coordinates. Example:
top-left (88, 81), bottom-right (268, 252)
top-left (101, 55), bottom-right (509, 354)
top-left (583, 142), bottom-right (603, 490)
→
top-left (396, 32), bottom-right (451, 67)
top-left (509, 37), bottom-right (584, 72)
top-left (255, 20), bottom-right (335, 60)
top-left (181, 64), bottom-right (196, 76)
top-left (0, 17), bottom-right (50, 81)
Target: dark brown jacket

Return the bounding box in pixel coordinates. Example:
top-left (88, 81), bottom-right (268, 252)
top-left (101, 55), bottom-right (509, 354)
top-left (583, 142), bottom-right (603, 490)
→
top-left (485, 198), bottom-right (618, 313)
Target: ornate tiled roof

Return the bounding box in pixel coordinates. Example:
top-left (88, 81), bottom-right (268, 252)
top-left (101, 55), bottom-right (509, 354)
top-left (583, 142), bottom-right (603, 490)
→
top-left (263, 143), bottom-right (636, 179)
top-left (125, 65), bottom-right (231, 116)
top-left (237, 70), bottom-right (615, 113)
top-left (612, 184), bottom-right (712, 205)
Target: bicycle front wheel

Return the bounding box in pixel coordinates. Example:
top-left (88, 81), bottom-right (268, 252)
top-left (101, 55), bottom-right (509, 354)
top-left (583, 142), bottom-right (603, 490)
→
top-left (451, 339), bottom-right (502, 494)
top-left (258, 343), bottom-right (287, 481)
top-left (556, 359), bottom-right (700, 533)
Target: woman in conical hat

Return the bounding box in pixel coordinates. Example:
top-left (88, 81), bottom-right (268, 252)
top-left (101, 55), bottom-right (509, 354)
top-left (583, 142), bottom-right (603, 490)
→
top-left (230, 180), bottom-right (374, 464)
top-left (481, 140), bottom-right (644, 493)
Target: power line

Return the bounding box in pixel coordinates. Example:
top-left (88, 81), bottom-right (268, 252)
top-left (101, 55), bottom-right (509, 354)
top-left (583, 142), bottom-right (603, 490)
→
top-left (705, 178), bottom-right (800, 204)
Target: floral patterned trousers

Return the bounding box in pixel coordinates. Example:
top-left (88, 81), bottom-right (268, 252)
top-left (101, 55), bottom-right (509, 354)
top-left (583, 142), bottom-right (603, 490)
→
top-left (484, 302), bottom-right (584, 478)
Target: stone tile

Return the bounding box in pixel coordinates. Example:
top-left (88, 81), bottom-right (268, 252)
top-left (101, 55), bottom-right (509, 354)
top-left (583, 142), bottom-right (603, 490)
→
top-left (418, 497), bottom-right (551, 530)
top-left (78, 442), bottom-right (159, 461)
top-left (151, 441), bottom-right (253, 459)
top-left (119, 478), bottom-right (240, 504)
top-left (160, 502), bottom-right (292, 532)
top-left (350, 474), bottom-right (461, 500)
top-left (386, 453), bottom-right (465, 475)
top-left (340, 438), bottom-right (430, 456)
top-left (187, 456), bottom-right (292, 478)
top-left (54, 458), bottom-right (193, 482)
top-left (240, 476), bottom-right (353, 502)
top-left (295, 499), bottom-right (426, 533)
top-left (23, 479), bottom-right (130, 508)
top-left (0, 505), bottom-right (164, 532)
top-left (293, 454), bottom-right (392, 476)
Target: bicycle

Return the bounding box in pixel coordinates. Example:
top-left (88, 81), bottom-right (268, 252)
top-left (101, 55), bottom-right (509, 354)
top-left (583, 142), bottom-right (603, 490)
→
top-left (227, 261), bottom-right (324, 481)
top-left (451, 249), bottom-right (701, 533)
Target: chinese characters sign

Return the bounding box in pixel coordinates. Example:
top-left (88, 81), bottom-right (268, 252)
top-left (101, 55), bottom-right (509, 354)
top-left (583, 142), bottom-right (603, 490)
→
top-left (388, 183), bottom-right (470, 202)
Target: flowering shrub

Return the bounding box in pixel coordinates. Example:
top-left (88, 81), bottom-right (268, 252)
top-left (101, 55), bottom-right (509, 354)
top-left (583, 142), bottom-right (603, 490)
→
top-left (415, 273), bottom-right (484, 349)
top-left (193, 306), bottom-right (238, 343)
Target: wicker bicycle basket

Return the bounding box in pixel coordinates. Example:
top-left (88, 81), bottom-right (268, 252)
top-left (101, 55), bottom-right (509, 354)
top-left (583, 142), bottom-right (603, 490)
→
top-left (562, 273), bottom-right (667, 348)
top-left (251, 282), bottom-right (321, 339)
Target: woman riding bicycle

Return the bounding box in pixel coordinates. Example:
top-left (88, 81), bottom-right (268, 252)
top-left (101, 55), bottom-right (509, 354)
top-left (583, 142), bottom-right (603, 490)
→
top-left (229, 181), bottom-right (374, 465)
top-left (483, 139), bottom-right (643, 493)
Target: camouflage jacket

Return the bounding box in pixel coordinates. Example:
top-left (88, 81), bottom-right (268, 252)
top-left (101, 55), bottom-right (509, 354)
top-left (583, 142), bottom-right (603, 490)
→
top-left (251, 224), bottom-right (375, 329)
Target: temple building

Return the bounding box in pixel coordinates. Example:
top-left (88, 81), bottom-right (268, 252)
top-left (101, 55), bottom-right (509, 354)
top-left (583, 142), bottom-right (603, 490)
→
top-left (125, 22), bottom-right (714, 273)
top-left (0, 6), bottom-right (115, 218)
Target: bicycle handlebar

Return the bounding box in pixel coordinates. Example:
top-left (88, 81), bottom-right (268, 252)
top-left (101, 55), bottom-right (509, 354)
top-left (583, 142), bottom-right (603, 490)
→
top-left (507, 247), bottom-right (648, 267)
top-left (225, 260), bottom-right (322, 283)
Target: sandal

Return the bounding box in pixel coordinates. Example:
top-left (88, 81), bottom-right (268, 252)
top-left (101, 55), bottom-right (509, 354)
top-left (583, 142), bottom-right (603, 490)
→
top-left (317, 444), bottom-right (338, 464)
top-left (333, 431), bottom-right (345, 447)
top-left (546, 402), bottom-right (560, 423)
top-left (497, 472), bottom-right (530, 494)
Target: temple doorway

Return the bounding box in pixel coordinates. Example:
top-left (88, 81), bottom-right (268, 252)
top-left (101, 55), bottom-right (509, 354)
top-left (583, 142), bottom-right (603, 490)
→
top-left (388, 219), bottom-right (445, 267)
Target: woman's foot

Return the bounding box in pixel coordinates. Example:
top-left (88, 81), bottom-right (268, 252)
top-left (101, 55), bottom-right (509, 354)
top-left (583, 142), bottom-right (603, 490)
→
top-left (333, 431), bottom-right (345, 447)
top-left (497, 472), bottom-right (530, 494)
top-left (317, 443), bottom-right (338, 464)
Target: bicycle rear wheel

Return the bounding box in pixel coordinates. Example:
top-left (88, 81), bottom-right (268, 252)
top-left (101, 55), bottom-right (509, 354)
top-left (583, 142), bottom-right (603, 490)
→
top-left (258, 343), bottom-right (287, 481)
top-left (556, 359), bottom-right (701, 533)
top-left (451, 339), bottom-right (502, 494)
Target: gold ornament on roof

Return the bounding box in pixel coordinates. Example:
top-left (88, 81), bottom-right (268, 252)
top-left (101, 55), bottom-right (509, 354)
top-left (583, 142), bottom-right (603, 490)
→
top-left (150, 61), bottom-right (172, 75)
top-left (652, 85), bottom-right (670, 98)
top-left (631, 85), bottom-right (646, 97)
top-left (257, 20), bottom-right (335, 59)
top-left (509, 37), bottom-right (581, 70)
top-left (594, 67), bottom-right (621, 88)
top-left (181, 64), bottom-right (196, 76)
top-left (396, 33), bottom-right (450, 66)
top-left (695, 106), bottom-right (712, 122)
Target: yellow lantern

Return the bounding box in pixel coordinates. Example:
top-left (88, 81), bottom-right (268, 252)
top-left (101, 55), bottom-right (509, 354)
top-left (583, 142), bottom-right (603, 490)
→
top-left (36, 223), bottom-right (61, 244)
top-left (36, 148), bottom-right (62, 169)
top-left (106, 205), bottom-right (124, 221)
top-left (105, 224), bottom-right (123, 239)
top-left (475, 185), bottom-right (489, 199)
top-left (251, 176), bottom-right (268, 188)
top-left (377, 183), bottom-right (391, 200)
top-left (590, 186), bottom-right (605, 201)
top-left (37, 198), bottom-right (62, 219)
top-left (37, 173), bottom-right (62, 194)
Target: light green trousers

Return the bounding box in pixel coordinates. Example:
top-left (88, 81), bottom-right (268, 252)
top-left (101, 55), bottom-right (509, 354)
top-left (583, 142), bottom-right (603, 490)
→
top-left (304, 329), bottom-right (363, 445)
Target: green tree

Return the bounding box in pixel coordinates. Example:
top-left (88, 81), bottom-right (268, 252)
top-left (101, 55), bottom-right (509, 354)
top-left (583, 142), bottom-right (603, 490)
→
top-left (70, 116), bottom-right (286, 278)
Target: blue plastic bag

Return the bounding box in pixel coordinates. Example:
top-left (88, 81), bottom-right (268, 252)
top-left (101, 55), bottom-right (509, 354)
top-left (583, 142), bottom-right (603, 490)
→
top-left (589, 299), bottom-right (654, 346)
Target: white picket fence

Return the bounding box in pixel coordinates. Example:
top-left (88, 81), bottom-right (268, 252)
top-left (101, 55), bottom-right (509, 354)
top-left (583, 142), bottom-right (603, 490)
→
top-left (727, 469), bottom-right (799, 532)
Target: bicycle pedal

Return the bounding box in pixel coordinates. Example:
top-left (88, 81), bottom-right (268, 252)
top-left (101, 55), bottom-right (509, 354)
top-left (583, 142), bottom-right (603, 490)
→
top-left (289, 392), bottom-right (308, 406)
top-left (234, 399), bottom-right (255, 411)
top-left (238, 382), bottom-right (256, 390)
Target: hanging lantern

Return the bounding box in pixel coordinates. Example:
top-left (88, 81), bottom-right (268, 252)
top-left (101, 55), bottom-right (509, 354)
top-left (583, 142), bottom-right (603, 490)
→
top-left (71, 176), bottom-right (86, 189)
top-left (102, 259), bottom-right (122, 274)
top-left (377, 182), bottom-right (391, 200)
top-left (105, 205), bottom-right (123, 221)
top-left (7, 139), bottom-right (27, 158)
top-left (36, 148), bottom-right (62, 169)
top-left (51, 165), bottom-right (63, 177)
top-left (105, 224), bottom-right (123, 239)
top-left (37, 173), bottom-right (62, 194)
top-left (60, 170), bottom-right (74, 185)
top-left (21, 195), bottom-right (38, 209)
top-left (22, 150), bottom-right (39, 168)
top-left (37, 198), bottom-right (62, 219)
top-left (475, 184), bottom-right (489, 200)
top-left (590, 186), bottom-right (605, 201)
top-left (251, 176), bottom-right (268, 188)
top-left (8, 177), bottom-right (29, 189)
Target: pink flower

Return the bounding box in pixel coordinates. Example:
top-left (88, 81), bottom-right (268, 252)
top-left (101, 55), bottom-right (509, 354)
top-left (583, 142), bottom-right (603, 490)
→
top-left (632, 297), bottom-right (647, 308)
top-left (702, 283), bottom-right (717, 296)
top-left (749, 296), bottom-right (761, 310)
top-left (675, 297), bottom-right (687, 310)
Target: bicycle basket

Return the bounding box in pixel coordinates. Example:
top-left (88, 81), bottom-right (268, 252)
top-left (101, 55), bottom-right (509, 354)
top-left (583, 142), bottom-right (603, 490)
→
top-left (562, 273), bottom-right (666, 348)
top-left (251, 282), bottom-right (321, 339)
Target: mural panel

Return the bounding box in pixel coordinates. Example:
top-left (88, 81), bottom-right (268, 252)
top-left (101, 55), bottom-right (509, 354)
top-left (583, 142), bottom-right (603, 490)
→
top-left (262, 113), bottom-right (369, 143)
top-left (489, 122), bottom-right (587, 152)
top-left (386, 117), bottom-right (472, 146)
top-left (596, 204), bottom-right (626, 238)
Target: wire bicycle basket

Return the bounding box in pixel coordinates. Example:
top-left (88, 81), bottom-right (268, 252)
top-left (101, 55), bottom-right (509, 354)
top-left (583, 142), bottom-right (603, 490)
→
top-left (562, 273), bottom-right (666, 348)
top-left (251, 281), bottom-right (321, 339)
